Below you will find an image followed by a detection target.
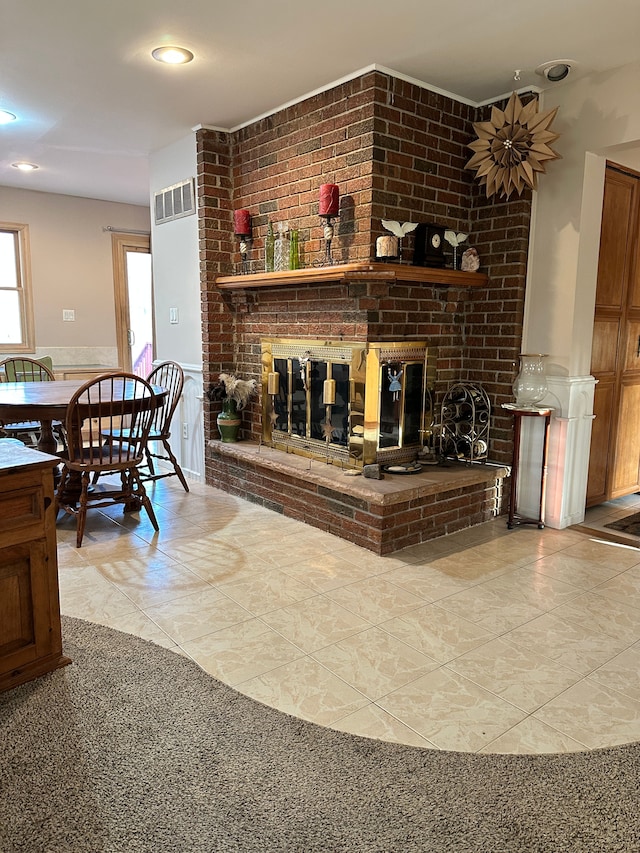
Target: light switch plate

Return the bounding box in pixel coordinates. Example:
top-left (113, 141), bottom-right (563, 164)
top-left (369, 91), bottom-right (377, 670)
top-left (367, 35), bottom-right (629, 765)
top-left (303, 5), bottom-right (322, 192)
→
top-left (62, 309), bottom-right (75, 321)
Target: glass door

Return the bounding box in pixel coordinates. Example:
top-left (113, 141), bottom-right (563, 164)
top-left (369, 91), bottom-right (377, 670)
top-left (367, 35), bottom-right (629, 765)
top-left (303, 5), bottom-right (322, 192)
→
top-left (111, 233), bottom-right (153, 375)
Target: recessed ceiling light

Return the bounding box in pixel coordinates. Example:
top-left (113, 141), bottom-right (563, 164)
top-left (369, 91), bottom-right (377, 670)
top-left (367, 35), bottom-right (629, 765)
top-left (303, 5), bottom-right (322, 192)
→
top-left (0, 109), bottom-right (17, 124)
top-left (535, 60), bottom-right (574, 83)
top-left (151, 46), bottom-right (194, 65)
top-left (11, 162), bottom-right (39, 171)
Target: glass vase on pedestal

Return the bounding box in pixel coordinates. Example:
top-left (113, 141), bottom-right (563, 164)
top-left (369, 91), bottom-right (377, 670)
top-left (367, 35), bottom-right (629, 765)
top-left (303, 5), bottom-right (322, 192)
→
top-left (512, 354), bottom-right (548, 406)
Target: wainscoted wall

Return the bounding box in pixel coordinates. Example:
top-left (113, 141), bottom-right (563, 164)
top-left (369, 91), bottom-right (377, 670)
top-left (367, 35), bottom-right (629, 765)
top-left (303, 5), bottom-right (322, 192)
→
top-left (148, 360), bottom-right (204, 484)
top-left (178, 363), bottom-right (204, 482)
top-left (35, 347), bottom-right (119, 369)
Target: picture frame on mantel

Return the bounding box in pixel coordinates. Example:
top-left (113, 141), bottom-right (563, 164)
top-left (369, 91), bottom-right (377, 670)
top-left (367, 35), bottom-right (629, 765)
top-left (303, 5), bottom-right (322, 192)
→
top-left (412, 223), bottom-right (446, 268)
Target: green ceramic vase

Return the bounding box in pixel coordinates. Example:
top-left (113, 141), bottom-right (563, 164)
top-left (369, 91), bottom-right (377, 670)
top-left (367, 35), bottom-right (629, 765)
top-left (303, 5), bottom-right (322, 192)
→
top-left (216, 398), bottom-right (241, 442)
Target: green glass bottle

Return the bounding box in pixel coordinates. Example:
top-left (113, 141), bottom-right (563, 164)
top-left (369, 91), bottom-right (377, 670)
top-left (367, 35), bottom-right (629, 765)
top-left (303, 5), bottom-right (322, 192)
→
top-left (265, 221), bottom-right (275, 272)
top-left (289, 228), bottom-right (299, 270)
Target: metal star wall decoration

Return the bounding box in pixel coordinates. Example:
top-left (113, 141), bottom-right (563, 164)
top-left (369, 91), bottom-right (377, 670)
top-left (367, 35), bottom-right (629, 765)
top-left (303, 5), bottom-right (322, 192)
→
top-left (322, 419), bottom-right (335, 440)
top-left (466, 92), bottom-right (561, 198)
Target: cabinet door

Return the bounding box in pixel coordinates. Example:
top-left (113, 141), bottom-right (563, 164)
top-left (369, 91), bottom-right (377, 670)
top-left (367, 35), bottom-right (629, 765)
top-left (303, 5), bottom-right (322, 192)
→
top-left (611, 381), bottom-right (640, 496)
top-left (0, 540), bottom-right (54, 670)
top-left (586, 380), bottom-right (616, 505)
top-left (588, 164), bottom-right (640, 504)
top-left (595, 171), bottom-right (636, 309)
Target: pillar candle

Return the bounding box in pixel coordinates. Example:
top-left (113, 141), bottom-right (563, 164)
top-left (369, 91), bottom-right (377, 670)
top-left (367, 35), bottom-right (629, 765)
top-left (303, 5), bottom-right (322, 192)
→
top-left (233, 209), bottom-right (251, 236)
top-left (267, 372), bottom-right (280, 395)
top-left (323, 378), bottom-right (336, 405)
top-left (376, 235), bottom-right (399, 258)
top-left (319, 184), bottom-right (339, 217)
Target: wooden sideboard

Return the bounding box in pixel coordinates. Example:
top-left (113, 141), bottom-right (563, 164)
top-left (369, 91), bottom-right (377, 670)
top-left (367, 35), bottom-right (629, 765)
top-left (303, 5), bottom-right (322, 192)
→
top-left (0, 439), bottom-right (70, 692)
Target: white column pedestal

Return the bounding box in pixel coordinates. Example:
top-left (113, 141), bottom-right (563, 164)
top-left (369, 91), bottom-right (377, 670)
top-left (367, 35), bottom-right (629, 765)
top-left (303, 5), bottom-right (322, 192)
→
top-left (510, 375), bottom-right (596, 529)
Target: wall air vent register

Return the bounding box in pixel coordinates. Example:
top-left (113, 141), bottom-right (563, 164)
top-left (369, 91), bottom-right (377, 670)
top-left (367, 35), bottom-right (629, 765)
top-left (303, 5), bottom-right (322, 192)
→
top-left (154, 178), bottom-right (196, 224)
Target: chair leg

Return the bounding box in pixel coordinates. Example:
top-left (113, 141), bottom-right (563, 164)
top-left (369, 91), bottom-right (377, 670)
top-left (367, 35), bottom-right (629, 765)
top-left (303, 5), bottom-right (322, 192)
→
top-left (76, 471), bottom-right (90, 548)
top-left (131, 468), bottom-right (159, 531)
top-left (161, 437), bottom-right (190, 492)
top-left (145, 444), bottom-right (155, 476)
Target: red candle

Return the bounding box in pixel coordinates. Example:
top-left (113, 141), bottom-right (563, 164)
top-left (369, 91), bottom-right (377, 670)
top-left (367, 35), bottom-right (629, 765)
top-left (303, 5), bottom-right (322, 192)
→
top-left (233, 209), bottom-right (251, 236)
top-left (319, 183), bottom-right (339, 217)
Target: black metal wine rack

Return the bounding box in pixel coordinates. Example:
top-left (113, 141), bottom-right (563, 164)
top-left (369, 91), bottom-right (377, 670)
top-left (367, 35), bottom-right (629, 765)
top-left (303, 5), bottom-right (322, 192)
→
top-left (439, 382), bottom-right (491, 463)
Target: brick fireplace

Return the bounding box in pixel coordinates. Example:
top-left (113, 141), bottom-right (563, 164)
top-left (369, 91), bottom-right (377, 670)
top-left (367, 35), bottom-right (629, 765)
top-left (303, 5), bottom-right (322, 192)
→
top-left (196, 69), bottom-right (532, 552)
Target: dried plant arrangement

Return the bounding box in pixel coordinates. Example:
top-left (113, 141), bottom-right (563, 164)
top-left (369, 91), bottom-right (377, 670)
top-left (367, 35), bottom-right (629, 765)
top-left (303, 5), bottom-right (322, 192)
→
top-left (207, 373), bottom-right (257, 410)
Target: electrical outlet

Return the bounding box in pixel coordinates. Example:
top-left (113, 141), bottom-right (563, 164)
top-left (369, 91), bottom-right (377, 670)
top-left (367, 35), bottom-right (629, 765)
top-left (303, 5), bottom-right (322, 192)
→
top-left (170, 307), bottom-right (179, 324)
top-left (62, 309), bottom-right (75, 321)
top-left (182, 422), bottom-right (189, 439)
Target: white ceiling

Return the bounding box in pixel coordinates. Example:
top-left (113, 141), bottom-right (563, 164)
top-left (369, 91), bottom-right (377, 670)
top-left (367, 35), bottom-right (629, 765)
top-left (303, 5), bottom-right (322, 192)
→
top-left (1, 0), bottom-right (639, 207)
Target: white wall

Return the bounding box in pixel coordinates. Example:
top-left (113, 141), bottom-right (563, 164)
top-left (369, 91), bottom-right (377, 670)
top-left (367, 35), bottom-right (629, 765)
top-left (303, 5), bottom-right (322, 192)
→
top-left (149, 134), bottom-right (201, 367)
top-left (526, 60), bottom-right (640, 373)
top-left (518, 60), bottom-right (640, 527)
top-left (0, 187), bottom-right (149, 364)
top-left (149, 133), bottom-right (204, 481)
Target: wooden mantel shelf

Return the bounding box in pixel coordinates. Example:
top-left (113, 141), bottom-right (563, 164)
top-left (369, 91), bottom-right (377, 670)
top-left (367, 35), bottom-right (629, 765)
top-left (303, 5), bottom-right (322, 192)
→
top-left (214, 262), bottom-right (488, 290)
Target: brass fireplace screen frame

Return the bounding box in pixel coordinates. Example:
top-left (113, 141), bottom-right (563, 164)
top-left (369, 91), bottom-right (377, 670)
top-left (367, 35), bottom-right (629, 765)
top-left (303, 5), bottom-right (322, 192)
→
top-left (261, 338), bottom-right (436, 467)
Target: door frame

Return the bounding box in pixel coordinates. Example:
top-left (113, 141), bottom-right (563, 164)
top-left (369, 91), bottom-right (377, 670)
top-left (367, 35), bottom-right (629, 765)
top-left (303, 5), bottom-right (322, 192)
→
top-left (111, 232), bottom-right (152, 373)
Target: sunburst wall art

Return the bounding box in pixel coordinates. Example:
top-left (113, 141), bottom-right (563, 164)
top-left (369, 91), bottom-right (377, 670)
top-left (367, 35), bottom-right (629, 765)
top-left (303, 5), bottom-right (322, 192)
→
top-left (466, 91), bottom-right (561, 199)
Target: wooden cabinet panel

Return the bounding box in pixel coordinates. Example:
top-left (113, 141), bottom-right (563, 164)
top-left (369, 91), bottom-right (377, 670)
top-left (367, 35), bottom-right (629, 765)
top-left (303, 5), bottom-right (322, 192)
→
top-left (591, 317), bottom-right (620, 375)
top-left (0, 440), bottom-right (71, 692)
top-left (588, 164), bottom-right (640, 505)
top-left (0, 548), bottom-right (35, 655)
top-left (611, 382), bottom-right (640, 494)
top-left (595, 171), bottom-right (636, 309)
top-left (0, 484), bottom-right (45, 533)
top-left (623, 321), bottom-right (640, 373)
top-left (586, 381), bottom-right (615, 505)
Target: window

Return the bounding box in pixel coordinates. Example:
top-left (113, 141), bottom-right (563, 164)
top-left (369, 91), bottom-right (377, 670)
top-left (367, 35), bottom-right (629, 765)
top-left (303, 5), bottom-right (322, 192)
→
top-left (0, 222), bottom-right (35, 352)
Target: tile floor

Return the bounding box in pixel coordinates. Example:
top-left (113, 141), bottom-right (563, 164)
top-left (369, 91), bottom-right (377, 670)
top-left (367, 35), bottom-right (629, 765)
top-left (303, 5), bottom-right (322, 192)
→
top-left (57, 475), bottom-right (640, 755)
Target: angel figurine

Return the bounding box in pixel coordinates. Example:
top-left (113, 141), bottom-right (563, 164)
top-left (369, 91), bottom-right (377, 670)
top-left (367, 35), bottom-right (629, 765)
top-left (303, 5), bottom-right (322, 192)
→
top-left (381, 220), bottom-right (418, 263)
top-left (444, 230), bottom-right (468, 270)
top-left (388, 367), bottom-right (403, 401)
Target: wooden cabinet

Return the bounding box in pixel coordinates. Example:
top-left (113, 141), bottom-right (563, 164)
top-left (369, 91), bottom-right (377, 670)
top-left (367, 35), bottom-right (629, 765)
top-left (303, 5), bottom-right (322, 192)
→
top-left (587, 164), bottom-right (640, 505)
top-left (0, 439), bottom-right (70, 692)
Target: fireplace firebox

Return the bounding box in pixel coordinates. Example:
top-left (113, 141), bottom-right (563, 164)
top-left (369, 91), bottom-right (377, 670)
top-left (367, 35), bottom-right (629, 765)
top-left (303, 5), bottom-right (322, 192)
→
top-left (261, 338), bottom-right (437, 468)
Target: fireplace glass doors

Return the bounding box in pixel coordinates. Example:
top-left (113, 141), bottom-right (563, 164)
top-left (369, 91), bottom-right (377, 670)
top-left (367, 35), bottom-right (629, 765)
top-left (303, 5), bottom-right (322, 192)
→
top-left (262, 339), bottom-right (436, 467)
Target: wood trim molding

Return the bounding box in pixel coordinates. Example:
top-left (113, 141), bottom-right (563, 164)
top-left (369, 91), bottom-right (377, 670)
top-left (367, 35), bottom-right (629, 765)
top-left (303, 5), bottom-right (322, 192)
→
top-left (214, 263), bottom-right (488, 291)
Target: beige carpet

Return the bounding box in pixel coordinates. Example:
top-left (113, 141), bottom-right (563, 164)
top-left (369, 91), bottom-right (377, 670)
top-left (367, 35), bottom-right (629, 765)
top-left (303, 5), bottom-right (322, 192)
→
top-left (1, 616), bottom-right (639, 852)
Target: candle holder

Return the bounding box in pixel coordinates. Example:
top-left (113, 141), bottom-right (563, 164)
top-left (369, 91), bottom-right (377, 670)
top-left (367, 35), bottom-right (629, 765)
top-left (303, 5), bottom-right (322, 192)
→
top-left (319, 215), bottom-right (336, 266)
top-left (238, 236), bottom-right (251, 274)
top-left (268, 371), bottom-right (280, 429)
top-left (315, 183), bottom-right (340, 267)
top-left (233, 209), bottom-right (252, 274)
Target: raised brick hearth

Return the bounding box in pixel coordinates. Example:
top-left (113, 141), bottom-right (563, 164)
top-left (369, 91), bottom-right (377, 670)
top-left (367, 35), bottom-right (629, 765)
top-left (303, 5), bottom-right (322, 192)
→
top-left (208, 441), bottom-right (508, 555)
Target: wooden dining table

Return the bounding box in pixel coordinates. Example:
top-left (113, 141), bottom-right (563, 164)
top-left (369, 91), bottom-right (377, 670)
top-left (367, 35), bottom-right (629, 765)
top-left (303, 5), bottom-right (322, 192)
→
top-left (0, 378), bottom-right (166, 454)
top-left (0, 377), bottom-right (167, 504)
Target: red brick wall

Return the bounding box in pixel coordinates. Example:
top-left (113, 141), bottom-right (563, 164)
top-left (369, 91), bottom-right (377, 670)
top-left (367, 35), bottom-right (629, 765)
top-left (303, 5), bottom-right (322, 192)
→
top-left (198, 71), bottom-right (532, 480)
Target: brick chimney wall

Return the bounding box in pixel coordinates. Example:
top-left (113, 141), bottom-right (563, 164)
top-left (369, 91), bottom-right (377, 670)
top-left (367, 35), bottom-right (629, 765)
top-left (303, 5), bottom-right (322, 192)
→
top-left (198, 71), bottom-right (531, 478)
